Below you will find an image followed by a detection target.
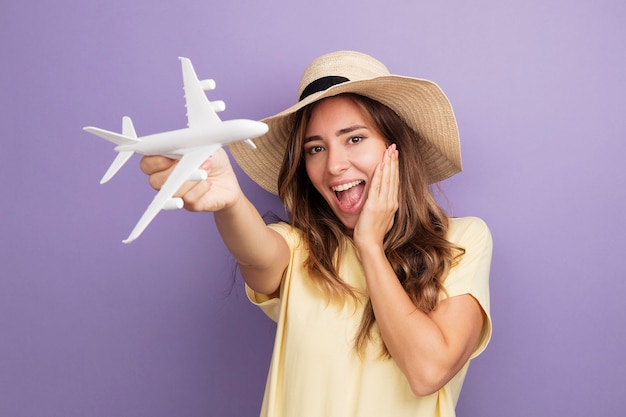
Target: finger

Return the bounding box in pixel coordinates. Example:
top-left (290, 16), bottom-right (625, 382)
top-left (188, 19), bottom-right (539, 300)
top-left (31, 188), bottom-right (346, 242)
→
top-left (144, 157), bottom-right (181, 191)
top-left (149, 164), bottom-right (201, 194)
top-left (387, 144), bottom-right (399, 205)
top-left (181, 179), bottom-right (211, 212)
top-left (139, 155), bottom-right (177, 175)
top-left (370, 161), bottom-right (383, 199)
top-left (380, 145), bottom-right (393, 184)
top-left (377, 144), bottom-right (395, 203)
top-left (370, 146), bottom-right (389, 200)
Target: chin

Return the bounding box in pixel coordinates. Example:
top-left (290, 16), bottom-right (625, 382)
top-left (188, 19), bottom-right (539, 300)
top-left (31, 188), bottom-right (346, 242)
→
top-left (336, 213), bottom-right (359, 231)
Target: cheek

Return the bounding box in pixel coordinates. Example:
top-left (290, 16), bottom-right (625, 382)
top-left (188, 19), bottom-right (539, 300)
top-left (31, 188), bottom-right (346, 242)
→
top-left (358, 140), bottom-right (387, 172)
top-left (361, 154), bottom-right (384, 178)
top-left (304, 159), bottom-right (324, 189)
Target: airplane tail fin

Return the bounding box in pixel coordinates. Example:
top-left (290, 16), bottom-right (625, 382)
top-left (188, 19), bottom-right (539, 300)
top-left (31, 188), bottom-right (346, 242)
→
top-left (83, 117), bottom-right (140, 184)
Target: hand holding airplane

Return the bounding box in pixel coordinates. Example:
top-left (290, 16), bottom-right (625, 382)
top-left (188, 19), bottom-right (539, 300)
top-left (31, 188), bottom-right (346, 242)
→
top-left (84, 57), bottom-right (268, 243)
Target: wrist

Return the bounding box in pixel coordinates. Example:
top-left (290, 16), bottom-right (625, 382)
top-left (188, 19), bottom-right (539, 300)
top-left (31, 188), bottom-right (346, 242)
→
top-left (354, 239), bottom-right (385, 260)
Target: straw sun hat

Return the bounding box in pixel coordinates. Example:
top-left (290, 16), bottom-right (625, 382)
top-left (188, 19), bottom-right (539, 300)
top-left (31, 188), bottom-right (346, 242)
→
top-left (228, 50), bottom-right (461, 195)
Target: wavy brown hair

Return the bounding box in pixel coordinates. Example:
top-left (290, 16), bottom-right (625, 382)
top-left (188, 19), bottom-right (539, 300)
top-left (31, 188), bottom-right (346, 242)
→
top-left (276, 93), bottom-right (464, 356)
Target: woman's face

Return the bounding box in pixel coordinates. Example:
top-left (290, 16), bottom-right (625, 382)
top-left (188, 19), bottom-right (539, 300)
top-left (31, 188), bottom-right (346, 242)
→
top-left (303, 96), bottom-right (389, 230)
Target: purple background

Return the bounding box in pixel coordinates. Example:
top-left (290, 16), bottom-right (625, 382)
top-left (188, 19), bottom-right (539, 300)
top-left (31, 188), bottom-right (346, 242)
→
top-left (1, 0), bottom-right (624, 416)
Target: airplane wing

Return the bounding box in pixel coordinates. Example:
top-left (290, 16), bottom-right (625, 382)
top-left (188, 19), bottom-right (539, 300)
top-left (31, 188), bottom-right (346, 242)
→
top-left (123, 144), bottom-right (221, 243)
top-left (180, 57), bottom-right (221, 128)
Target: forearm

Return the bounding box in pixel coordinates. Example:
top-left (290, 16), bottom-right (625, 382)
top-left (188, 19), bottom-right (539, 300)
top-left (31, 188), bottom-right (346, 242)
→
top-left (357, 244), bottom-right (464, 395)
top-left (214, 195), bottom-right (288, 294)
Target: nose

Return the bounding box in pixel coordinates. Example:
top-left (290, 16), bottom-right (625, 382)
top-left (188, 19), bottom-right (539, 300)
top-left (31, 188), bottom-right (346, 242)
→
top-left (326, 145), bottom-right (350, 176)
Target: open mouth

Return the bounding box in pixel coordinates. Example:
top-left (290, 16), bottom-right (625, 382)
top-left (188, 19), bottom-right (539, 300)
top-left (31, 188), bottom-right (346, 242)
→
top-left (332, 180), bottom-right (365, 210)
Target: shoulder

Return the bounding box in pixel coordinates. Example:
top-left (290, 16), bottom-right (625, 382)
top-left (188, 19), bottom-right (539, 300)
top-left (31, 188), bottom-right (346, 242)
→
top-left (448, 216), bottom-right (492, 252)
top-left (448, 216), bottom-right (491, 238)
top-left (268, 222), bottom-right (304, 250)
top-left (443, 216), bottom-right (493, 297)
top-left (268, 221), bottom-right (300, 237)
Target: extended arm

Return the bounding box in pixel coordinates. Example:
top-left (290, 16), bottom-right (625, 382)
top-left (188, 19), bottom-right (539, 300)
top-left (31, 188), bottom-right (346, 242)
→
top-left (213, 194), bottom-right (289, 295)
top-left (140, 150), bottom-right (289, 295)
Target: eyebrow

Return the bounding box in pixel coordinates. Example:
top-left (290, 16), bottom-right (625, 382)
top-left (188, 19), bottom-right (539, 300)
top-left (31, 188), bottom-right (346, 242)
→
top-left (304, 125), bottom-right (369, 143)
top-left (337, 125), bottom-right (368, 136)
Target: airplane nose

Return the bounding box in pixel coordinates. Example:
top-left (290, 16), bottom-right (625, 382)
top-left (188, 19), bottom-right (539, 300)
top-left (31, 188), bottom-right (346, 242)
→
top-left (246, 121), bottom-right (268, 149)
top-left (223, 119), bottom-right (268, 145)
top-left (253, 120), bottom-right (269, 136)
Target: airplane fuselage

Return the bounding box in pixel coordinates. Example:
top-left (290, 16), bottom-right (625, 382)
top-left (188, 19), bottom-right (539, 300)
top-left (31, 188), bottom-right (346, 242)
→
top-left (116, 119), bottom-right (267, 159)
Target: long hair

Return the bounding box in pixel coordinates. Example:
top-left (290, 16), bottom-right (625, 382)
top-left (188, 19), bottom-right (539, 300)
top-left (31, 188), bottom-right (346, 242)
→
top-left (276, 93), bottom-right (464, 356)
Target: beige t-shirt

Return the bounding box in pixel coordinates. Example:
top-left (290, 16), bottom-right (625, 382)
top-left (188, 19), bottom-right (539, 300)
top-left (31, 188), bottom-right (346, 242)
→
top-left (246, 216), bottom-right (492, 417)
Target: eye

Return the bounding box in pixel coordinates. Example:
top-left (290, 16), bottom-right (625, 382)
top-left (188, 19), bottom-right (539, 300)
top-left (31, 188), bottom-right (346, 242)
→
top-left (305, 144), bottom-right (325, 155)
top-left (348, 136), bottom-right (364, 145)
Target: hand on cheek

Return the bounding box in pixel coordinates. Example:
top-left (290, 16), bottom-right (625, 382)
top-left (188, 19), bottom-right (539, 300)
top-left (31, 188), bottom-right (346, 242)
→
top-left (354, 144), bottom-right (400, 248)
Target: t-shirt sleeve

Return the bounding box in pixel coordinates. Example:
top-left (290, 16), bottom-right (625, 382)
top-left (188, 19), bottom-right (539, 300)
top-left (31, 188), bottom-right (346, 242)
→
top-left (442, 217), bottom-right (493, 359)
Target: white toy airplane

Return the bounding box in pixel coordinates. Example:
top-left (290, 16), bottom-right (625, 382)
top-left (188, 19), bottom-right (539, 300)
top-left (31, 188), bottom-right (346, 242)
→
top-left (84, 57), bottom-right (268, 243)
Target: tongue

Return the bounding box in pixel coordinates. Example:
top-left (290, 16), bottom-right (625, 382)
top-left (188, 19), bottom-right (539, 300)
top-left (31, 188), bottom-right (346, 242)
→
top-left (337, 183), bottom-right (364, 209)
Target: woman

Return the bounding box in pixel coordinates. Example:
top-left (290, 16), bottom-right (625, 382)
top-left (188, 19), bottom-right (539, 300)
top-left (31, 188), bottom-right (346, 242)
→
top-left (141, 51), bottom-right (492, 417)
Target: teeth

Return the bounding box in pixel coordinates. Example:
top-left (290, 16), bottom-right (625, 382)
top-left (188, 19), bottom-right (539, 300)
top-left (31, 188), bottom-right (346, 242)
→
top-left (332, 180), bottom-right (363, 192)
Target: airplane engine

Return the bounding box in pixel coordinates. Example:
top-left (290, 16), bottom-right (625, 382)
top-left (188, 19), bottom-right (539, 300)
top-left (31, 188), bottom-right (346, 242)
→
top-left (210, 100), bottom-right (226, 113)
top-left (199, 79), bottom-right (216, 91)
top-left (163, 198), bottom-right (184, 210)
top-left (188, 170), bottom-right (208, 182)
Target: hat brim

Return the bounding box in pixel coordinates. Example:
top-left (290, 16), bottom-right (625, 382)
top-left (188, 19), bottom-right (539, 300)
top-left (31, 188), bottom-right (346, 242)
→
top-left (228, 75), bottom-right (461, 195)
